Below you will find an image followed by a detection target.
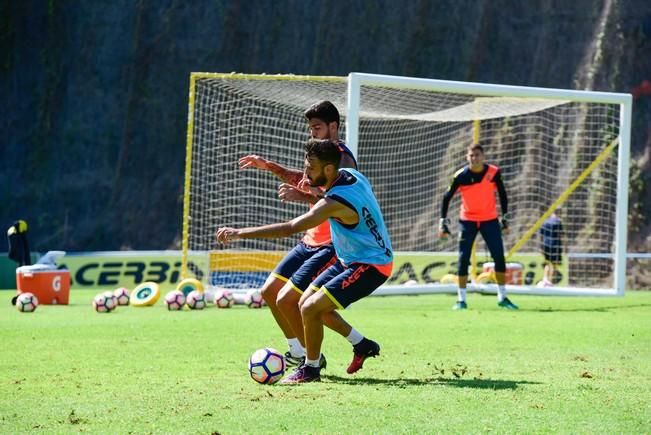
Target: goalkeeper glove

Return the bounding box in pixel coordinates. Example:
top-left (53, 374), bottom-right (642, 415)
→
top-left (438, 218), bottom-right (451, 238)
top-left (500, 213), bottom-right (511, 232)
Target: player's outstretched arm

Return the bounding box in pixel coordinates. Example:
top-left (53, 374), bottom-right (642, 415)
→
top-left (278, 180), bottom-right (323, 204)
top-left (216, 199), bottom-right (343, 244)
top-left (239, 154), bottom-right (303, 185)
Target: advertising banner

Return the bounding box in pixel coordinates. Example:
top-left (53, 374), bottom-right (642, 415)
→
top-left (2, 250), bottom-right (566, 290)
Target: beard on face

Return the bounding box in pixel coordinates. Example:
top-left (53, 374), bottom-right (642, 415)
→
top-left (309, 172), bottom-right (328, 187)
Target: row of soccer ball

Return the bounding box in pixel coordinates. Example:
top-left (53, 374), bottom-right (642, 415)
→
top-left (92, 287), bottom-right (266, 313)
top-left (14, 285), bottom-right (266, 314)
top-left (14, 293), bottom-right (285, 384)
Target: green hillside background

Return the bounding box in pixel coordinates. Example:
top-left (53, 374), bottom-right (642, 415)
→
top-left (1, 1), bottom-right (650, 255)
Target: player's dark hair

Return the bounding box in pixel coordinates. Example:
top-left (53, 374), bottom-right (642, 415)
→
top-left (304, 101), bottom-right (340, 128)
top-left (468, 144), bottom-right (484, 153)
top-left (305, 139), bottom-right (341, 169)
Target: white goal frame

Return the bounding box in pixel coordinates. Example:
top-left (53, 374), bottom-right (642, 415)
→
top-left (181, 72), bottom-right (633, 298)
top-left (346, 73), bottom-right (632, 297)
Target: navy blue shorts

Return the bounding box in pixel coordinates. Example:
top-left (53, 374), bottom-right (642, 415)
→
top-left (542, 245), bottom-right (562, 264)
top-left (272, 242), bottom-right (337, 293)
top-left (458, 219), bottom-right (505, 276)
top-left (310, 261), bottom-right (390, 309)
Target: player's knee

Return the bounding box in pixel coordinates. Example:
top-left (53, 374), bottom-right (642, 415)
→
top-left (260, 286), bottom-right (277, 305)
top-left (276, 288), bottom-right (299, 311)
top-left (260, 279), bottom-right (281, 299)
top-left (300, 298), bottom-right (321, 319)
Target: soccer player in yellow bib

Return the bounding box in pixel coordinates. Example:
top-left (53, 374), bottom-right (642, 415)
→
top-left (438, 144), bottom-right (518, 310)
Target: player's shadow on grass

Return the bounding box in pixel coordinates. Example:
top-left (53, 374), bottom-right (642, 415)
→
top-left (322, 374), bottom-right (540, 390)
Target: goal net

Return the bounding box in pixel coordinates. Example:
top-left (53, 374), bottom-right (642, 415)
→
top-left (182, 72), bottom-right (632, 297)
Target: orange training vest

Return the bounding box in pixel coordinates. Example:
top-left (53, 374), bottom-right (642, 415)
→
top-left (458, 164), bottom-right (499, 222)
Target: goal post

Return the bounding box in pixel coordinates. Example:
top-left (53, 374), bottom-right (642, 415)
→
top-left (181, 72), bottom-right (632, 297)
top-left (181, 73), bottom-right (348, 292)
top-left (346, 72), bottom-right (632, 297)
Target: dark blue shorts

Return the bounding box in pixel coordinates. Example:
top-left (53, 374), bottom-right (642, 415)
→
top-left (272, 242), bottom-right (337, 293)
top-left (310, 261), bottom-right (390, 309)
top-left (542, 245), bottom-right (562, 264)
top-left (458, 219), bottom-right (505, 276)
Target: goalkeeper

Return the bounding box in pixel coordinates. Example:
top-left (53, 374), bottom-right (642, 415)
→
top-left (438, 144), bottom-right (518, 310)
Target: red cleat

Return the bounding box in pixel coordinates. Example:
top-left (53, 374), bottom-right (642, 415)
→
top-left (347, 338), bottom-right (381, 374)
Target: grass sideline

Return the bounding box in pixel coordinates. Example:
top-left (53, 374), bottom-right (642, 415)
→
top-left (1, 289), bottom-right (650, 434)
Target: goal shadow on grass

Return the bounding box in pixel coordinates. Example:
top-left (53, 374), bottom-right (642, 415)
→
top-left (527, 303), bottom-right (651, 313)
top-left (321, 374), bottom-right (540, 390)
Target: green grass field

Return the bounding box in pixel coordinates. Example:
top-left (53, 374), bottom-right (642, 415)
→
top-left (1, 289), bottom-right (650, 434)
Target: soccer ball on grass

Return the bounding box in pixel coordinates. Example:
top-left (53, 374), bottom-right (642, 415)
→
top-left (248, 347), bottom-right (286, 384)
top-left (113, 287), bottom-right (130, 306)
top-left (186, 290), bottom-right (206, 310)
top-left (16, 292), bottom-right (39, 313)
top-left (93, 291), bottom-right (117, 313)
top-left (213, 289), bottom-right (234, 308)
top-left (164, 290), bottom-right (186, 311)
top-left (244, 289), bottom-right (264, 309)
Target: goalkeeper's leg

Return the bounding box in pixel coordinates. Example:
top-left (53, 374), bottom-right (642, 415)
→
top-left (481, 220), bottom-right (518, 309)
top-left (455, 220), bottom-right (479, 309)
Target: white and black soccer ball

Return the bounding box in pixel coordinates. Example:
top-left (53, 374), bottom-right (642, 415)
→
top-left (16, 292), bottom-right (39, 313)
top-left (113, 287), bottom-right (130, 306)
top-left (93, 292), bottom-right (117, 313)
top-left (164, 290), bottom-right (186, 311)
top-left (186, 290), bottom-right (206, 310)
top-left (213, 289), bottom-right (234, 308)
top-left (244, 289), bottom-right (264, 309)
top-left (249, 347), bottom-right (286, 384)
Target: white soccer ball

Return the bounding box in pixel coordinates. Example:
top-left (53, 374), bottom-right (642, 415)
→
top-left (213, 289), bottom-right (234, 308)
top-left (248, 347), bottom-right (286, 384)
top-left (113, 287), bottom-right (130, 306)
top-left (244, 289), bottom-right (264, 309)
top-left (16, 292), bottom-right (39, 313)
top-left (164, 290), bottom-right (186, 311)
top-left (93, 291), bottom-right (117, 313)
top-left (176, 278), bottom-right (204, 298)
top-left (186, 290), bottom-right (206, 310)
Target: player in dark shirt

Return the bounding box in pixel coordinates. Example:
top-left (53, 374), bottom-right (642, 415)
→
top-left (538, 209), bottom-right (563, 286)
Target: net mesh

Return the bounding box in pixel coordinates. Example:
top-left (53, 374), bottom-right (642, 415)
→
top-left (185, 74), bottom-right (621, 290)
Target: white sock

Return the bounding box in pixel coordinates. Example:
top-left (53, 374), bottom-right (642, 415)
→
top-left (287, 338), bottom-right (305, 357)
top-left (346, 328), bottom-right (364, 346)
top-left (305, 356), bottom-right (321, 368)
top-left (497, 285), bottom-right (506, 302)
top-left (457, 287), bottom-right (467, 302)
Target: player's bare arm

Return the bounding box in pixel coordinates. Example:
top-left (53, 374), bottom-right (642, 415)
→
top-left (278, 183), bottom-right (321, 204)
top-left (216, 198), bottom-right (353, 244)
top-left (239, 154), bottom-right (303, 185)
